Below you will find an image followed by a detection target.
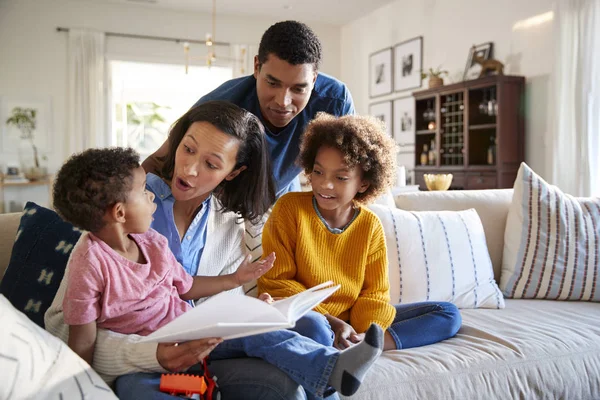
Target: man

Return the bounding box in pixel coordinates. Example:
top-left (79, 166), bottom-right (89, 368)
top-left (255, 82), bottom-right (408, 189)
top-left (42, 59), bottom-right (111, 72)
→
top-left (144, 20), bottom-right (355, 196)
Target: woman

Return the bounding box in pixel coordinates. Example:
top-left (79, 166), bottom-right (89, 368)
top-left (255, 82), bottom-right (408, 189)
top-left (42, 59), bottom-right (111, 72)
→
top-left (45, 101), bottom-right (314, 399)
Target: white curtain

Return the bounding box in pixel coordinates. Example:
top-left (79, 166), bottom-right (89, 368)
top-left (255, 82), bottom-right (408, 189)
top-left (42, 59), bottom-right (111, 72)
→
top-left (67, 29), bottom-right (106, 156)
top-left (230, 44), bottom-right (258, 78)
top-left (549, 0), bottom-right (600, 196)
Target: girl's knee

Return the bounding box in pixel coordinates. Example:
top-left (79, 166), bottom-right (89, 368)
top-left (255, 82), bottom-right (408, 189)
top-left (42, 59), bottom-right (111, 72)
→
top-left (439, 302), bottom-right (462, 337)
top-left (293, 312), bottom-right (333, 346)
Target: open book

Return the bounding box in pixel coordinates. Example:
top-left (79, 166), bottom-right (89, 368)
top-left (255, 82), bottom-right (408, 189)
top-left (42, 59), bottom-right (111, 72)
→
top-left (139, 281), bottom-right (340, 343)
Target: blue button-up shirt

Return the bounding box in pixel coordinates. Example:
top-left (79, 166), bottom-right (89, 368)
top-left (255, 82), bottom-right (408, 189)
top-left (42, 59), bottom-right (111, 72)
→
top-left (146, 173), bottom-right (211, 277)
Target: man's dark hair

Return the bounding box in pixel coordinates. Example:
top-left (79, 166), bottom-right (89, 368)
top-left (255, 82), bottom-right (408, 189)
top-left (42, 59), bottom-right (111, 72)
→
top-left (257, 20), bottom-right (322, 69)
top-left (160, 101), bottom-right (276, 222)
top-left (53, 147), bottom-right (140, 232)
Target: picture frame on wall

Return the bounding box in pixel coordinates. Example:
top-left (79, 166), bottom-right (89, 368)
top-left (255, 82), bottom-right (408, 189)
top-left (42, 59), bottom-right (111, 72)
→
top-left (463, 42), bottom-right (494, 81)
top-left (368, 101), bottom-right (392, 137)
top-left (393, 36), bottom-right (423, 92)
top-left (369, 48), bottom-right (393, 98)
top-left (393, 97), bottom-right (415, 146)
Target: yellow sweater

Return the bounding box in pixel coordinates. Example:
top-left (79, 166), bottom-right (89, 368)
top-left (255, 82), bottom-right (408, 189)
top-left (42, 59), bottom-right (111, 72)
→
top-left (258, 192), bottom-right (396, 333)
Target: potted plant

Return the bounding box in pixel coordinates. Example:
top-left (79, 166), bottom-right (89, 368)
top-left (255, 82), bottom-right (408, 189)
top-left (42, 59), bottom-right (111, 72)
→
top-left (5, 107), bottom-right (46, 180)
top-left (421, 67), bottom-right (449, 88)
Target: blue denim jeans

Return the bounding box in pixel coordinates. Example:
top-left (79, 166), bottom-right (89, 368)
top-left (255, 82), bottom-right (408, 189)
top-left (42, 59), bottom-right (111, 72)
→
top-left (115, 313), bottom-right (340, 399)
top-left (296, 302), bottom-right (462, 350)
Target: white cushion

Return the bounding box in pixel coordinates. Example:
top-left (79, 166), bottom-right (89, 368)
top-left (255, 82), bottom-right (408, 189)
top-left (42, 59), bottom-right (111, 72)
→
top-left (0, 295), bottom-right (117, 399)
top-left (501, 163), bottom-right (600, 301)
top-left (394, 189), bottom-right (513, 283)
top-left (370, 205), bottom-right (505, 309)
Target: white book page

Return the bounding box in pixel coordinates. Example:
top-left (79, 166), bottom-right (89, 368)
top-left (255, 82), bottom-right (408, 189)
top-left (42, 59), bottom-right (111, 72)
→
top-left (272, 282), bottom-right (340, 324)
top-left (140, 291), bottom-right (287, 343)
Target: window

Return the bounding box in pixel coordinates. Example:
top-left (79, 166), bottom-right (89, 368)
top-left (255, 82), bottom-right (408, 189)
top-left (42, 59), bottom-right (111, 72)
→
top-left (110, 61), bottom-right (232, 160)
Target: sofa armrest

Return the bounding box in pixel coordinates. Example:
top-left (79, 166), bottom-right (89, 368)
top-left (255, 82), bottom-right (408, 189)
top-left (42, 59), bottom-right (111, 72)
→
top-left (0, 212), bottom-right (21, 283)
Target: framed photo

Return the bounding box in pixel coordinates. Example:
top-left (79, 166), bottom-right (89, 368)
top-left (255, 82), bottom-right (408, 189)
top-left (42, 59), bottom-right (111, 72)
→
top-left (463, 42), bottom-right (494, 81)
top-left (369, 48), bottom-right (393, 98)
top-left (393, 97), bottom-right (415, 146)
top-left (0, 96), bottom-right (53, 153)
top-left (393, 36), bottom-right (423, 92)
top-left (368, 101), bottom-right (392, 137)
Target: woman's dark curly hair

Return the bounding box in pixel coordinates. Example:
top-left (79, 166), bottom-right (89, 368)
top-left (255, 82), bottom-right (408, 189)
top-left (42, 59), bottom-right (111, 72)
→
top-left (159, 101), bottom-right (276, 222)
top-left (299, 113), bottom-right (397, 204)
top-left (53, 147), bottom-right (140, 232)
top-left (257, 20), bottom-right (322, 69)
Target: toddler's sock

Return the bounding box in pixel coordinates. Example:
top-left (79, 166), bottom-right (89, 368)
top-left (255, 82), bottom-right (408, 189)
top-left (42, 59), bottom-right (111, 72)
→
top-left (328, 323), bottom-right (383, 396)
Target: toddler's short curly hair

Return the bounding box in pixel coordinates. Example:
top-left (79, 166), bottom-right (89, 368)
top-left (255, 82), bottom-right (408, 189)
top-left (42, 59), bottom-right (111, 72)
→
top-left (53, 147), bottom-right (140, 232)
top-left (299, 113), bottom-right (397, 204)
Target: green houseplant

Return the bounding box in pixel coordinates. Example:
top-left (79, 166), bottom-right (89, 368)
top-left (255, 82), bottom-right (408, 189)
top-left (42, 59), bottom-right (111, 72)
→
top-left (5, 107), bottom-right (45, 180)
top-left (421, 67), bottom-right (449, 88)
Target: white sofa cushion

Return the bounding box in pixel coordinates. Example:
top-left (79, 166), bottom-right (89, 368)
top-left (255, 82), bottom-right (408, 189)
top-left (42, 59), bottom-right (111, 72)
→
top-left (501, 163), bottom-right (600, 301)
top-left (342, 299), bottom-right (600, 400)
top-left (0, 295), bottom-right (117, 399)
top-left (370, 205), bottom-right (504, 309)
top-left (394, 189), bottom-right (513, 283)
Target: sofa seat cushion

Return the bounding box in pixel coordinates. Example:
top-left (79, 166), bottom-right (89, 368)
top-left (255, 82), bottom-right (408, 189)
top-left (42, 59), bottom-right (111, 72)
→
top-left (343, 299), bottom-right (600, 399)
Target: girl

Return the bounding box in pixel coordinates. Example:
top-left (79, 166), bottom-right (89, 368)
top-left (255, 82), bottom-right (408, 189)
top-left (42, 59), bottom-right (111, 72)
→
top-left (258, 113), bottom-right (462, 351)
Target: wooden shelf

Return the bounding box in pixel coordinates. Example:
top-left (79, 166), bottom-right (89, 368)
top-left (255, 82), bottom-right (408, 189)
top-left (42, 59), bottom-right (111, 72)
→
top-left (469, 123), bottom-right (497, 130)
top-left (412, 75), bottom-right (525, 190)
top-left (0, 178), bottom-right (51, 187)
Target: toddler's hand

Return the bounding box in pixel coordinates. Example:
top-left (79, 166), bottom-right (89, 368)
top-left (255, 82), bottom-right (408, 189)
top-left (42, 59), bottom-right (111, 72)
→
top-left (234, 252), bottom-right (276, 286)
top-left (259, 293), bottom-right (274, 304)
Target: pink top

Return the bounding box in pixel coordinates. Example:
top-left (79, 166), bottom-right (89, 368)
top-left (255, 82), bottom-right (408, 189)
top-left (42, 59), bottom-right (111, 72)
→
top-left (63, 229), bottom-right (193, 336)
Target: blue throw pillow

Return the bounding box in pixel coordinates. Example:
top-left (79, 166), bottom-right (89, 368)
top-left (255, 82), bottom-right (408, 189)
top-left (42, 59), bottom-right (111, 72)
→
top-left (0, 202), bottom-right (81, 328)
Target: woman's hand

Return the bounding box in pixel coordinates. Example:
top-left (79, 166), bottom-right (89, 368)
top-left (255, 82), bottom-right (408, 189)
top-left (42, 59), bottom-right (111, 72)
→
top-left (325, 315), bottom-right (364, 350)
top-left (234, 252), bottom-right (276, 286)
top-left (157, 338), bottom-right (223, 372)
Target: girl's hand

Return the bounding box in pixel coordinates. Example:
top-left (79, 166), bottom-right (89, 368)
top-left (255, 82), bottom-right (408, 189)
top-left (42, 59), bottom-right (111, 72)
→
top-left (234, 252), bottom-right (276, 286)
top-left (326, 315), bottom-right (361, 350)
top-left (157, 338), bottom-right (223, 372)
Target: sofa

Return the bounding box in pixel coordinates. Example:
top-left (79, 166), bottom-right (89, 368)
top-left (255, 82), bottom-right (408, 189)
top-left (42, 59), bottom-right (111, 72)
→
top-left (1, 188), bottom-right (600, 399)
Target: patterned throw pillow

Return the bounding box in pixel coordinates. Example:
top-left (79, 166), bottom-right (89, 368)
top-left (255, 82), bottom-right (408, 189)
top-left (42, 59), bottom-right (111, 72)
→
top-left (0, 295), bottom-right (117, 399)
top-left (370, 204), bottom-right (505, 309)
top-left (501, 163), bottom-right (600, 301)
top-left (0, 202), bottom-right (82, 327)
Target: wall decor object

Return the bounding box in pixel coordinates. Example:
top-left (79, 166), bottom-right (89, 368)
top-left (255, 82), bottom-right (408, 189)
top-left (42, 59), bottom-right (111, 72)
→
top-left (463, 42), bottom-right (494, 81)
top-left (393, 97), bottom-right (415, 146)
top-left (369, 48), bottom-right (393, 98)
top-left (393, 36), bottom-right (423, 92)
top-left (368, 101), bottom-right (392, 137)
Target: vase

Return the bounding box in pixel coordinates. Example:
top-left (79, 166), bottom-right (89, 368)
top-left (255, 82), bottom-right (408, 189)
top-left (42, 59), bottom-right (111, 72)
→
top-left (428, 76), bottom-right (444, 88)
top-left (18, 139), bottom-right (45, 181)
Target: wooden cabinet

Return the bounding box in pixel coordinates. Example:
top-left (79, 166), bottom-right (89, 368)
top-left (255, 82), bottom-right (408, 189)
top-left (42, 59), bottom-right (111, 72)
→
top-left (413, 75), bottom-right (525, 190)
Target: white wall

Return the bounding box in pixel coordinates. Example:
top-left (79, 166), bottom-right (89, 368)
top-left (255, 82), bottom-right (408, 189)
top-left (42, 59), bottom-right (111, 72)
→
top-left (341, 0), bottom-right (555, 179)
top-left (0, 0), bottom-right (341, 172)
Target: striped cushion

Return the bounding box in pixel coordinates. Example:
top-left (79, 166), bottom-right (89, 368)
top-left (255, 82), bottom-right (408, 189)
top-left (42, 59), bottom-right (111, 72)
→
top-left (370, 205), bottom-right (505, 309)
top-left (500, 163), bottom-right (600, 301)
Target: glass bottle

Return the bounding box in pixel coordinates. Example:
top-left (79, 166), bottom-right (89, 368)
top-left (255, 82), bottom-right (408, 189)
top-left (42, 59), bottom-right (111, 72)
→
top-left (428, 139), bottom-right (435, 165)
top-left (420, 144), bottom-right (429, 166)
top-left (487, 135), bottom-right (496, 165)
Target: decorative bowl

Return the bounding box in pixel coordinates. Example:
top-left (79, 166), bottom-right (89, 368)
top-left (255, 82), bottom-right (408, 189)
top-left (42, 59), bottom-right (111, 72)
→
top-left (423, 173), bottom-right (453, 191)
